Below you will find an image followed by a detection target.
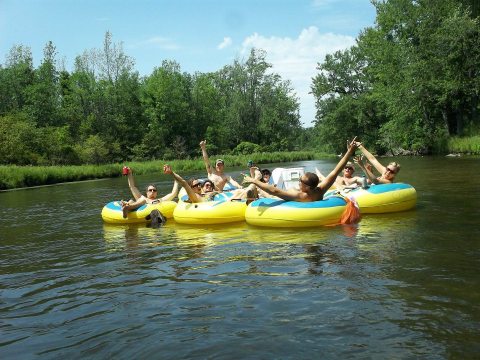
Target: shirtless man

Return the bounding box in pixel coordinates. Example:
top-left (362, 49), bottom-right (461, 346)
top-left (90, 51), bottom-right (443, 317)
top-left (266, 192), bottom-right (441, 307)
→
top-left (354, 142), bottom-right (400, 184)
top-left (315, 161), bottom-right (364, 189)
top-left (200, 140), bottom-right (241, 191)
top-left (243, 138), bottom-right (359, 202)
top-left (121, 167), bottom-right (179, 218)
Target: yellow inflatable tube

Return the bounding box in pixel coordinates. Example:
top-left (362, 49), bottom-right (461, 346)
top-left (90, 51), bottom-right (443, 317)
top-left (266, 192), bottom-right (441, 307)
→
top-left (330, 183), bottom-right (417, 214)
top-left (173, 194), bottom-right (247, 225)
top-left (245, 197), bottom-right (347, 228)
top-left (101, 200), bottom-right (177, 224)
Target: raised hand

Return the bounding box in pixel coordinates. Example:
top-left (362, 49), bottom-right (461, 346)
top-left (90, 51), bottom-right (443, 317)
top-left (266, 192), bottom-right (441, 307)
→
top-left (199, 140), bottom-right (207, 148)
top-left (353, 155), bottom-right (364, 166)
top-left (347, 136), bottom-right (358, 152)
top-left (163, 164), bottom-right (172, 174)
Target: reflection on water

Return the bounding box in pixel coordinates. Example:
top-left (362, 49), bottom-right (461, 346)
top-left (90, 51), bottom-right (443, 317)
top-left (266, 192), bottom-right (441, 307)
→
top-left (1, 157), bottom-right (480, 358)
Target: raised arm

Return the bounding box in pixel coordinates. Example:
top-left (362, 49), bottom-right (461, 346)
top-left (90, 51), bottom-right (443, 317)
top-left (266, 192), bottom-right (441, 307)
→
top-left (318, 138), bottom-right (358, 191)
top-left (163, 165), bottom-right (201, 203)
top-left (199, 140), bottom-right (213, 175)
top-left (355, 156), bottom-right (378, 184)
top-left (315, 167), bottom-right (327, 181)
top-left (160, 180), bottom-right (180, 201)
top-left (356, 143), bottom-right (385, 174)
top-left (126, 170), bottom-right (142, 200)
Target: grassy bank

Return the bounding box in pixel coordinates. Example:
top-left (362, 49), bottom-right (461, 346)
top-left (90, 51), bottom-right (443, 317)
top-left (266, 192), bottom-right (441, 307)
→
top-left (0, 151), bottom-right (330, 190)
top-left (447, 135), bottom-right (480, 154)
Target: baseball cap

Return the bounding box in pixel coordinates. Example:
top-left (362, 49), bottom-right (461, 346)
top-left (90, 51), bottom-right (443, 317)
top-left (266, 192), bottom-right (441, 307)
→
top-left (215, 159), bottom-right (224, 165)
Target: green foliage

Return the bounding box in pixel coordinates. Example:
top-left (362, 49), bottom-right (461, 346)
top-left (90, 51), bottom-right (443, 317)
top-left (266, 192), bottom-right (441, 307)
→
top-left (0, 35), bottom-right (302, 166)
top-left (311, 0), bottom-right (480, 154)
top-left (232, 141), bottom-right (262, 155)
top-left (75, 135), bottom-right (110, 164)
top-left (448, 135), bottom-right (480, 153)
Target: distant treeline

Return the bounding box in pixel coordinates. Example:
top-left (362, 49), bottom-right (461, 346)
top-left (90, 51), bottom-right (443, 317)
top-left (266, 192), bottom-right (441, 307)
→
top-left (1, 0), bottom-right (479, 168)
top-left (0, 35), bottom-right (307, 166)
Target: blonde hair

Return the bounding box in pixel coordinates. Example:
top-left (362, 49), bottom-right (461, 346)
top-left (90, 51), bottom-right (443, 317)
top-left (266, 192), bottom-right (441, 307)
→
top-left (388, 162), bottom-right (401, 173)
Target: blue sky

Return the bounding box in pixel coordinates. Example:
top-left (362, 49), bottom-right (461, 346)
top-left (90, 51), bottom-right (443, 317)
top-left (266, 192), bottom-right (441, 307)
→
top-left (0, 0), bottom-right (376, 127)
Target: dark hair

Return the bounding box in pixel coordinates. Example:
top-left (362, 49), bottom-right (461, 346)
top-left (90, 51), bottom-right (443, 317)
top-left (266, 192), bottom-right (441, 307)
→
top-left (303, 172), bottom-right (319, 189)
top-left (145, 184), bottom-right (157, 192)
top-left (202, 180), bottom-right (214, 188)
top-left (187, 178), bottom-right (200, 187)
top-left (261, 169), bottom-right (271, 176)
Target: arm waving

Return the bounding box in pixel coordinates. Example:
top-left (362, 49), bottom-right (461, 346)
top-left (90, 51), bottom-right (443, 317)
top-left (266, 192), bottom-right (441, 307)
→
top-left (355, 156), bottom-right (378, 184)
top-left (163, 165), bottom-right (201, 203)
top-left (199, 140), bottom-right (213, 176)
top-left (318, 138), bottom-right (358, 192)
top-left (126, 170), bottom-right (142, 200)
top-left (357, 143), bottom-right (386, 174)
top-left (161, 180), bottom-right (180, 201)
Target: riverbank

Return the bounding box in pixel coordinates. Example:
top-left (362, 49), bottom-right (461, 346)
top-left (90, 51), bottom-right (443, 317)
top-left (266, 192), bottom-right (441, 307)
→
top-left (0, 151), bottom-right (328, 191)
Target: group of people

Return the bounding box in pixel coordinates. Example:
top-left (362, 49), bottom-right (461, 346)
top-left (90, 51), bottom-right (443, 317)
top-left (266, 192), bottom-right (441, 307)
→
top-left (120, 138), bottom-right (401, 216)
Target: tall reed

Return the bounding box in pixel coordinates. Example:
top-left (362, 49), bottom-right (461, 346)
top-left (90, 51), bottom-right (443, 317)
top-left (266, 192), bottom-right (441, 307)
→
top-left (447, 136), bottom-right (480, 154)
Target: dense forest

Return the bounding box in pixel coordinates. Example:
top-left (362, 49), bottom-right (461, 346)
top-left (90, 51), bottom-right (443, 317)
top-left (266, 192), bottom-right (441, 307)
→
top-left (312, 0), bottom-right (480, 154)
top-left (1, 0), bottom-right (479, 166)
top-left (0, 36), bottom-right (304, 166)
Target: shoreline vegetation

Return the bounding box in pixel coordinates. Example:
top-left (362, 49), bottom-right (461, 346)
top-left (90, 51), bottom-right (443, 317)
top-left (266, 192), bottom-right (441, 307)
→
top-left (2, 140), bottom-right (479, 191)
top-left (0, 151), bottom-right (324, 191)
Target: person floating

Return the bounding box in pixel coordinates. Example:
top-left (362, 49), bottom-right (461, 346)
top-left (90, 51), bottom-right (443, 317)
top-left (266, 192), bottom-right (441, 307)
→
top-left (354, 142), bottom-right (400, 184)
top-left (243, 138), bottom-right (359, 202)
top-left (121, 167), bottom-right (179, 218)
top-left (199, 140), bottom-right (241, 191)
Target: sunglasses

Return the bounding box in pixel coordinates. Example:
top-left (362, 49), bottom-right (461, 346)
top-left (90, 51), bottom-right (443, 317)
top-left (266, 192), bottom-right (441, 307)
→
top-left (147, 188), bottom-right (157, 192)
top-left (192, 183), bottom-right (201, 188)
top-left (386, 167), bottom-right (396, 174)
top-left (344, 167), bottom-right (354, 171)
top-left (204, 183), bottom-right (213, 187)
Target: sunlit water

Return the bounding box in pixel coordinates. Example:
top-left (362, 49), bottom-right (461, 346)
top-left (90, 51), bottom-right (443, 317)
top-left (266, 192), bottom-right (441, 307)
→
top-left (1, 157), bottom-right (479, 359)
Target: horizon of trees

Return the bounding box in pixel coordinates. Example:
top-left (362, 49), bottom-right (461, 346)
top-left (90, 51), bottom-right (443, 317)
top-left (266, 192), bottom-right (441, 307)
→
top-left (1, 0), bottom-right (479, 166)
top-left (0, 33), bottom-right (304, 165)
top-left (311, 0), bottom-right (480, 154)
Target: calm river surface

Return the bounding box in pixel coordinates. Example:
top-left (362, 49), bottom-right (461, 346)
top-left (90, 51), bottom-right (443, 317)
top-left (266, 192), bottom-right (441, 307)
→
top-left (1, 157), bottom-right (479, 359)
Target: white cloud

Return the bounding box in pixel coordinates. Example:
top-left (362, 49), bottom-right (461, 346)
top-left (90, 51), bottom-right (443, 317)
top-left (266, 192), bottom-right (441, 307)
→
top-left (132, 36), bottom-right (180, 51)
top-left (240, 26), bottom-right (355, 126)
top-left (217, 37), bottom-right (232, 50)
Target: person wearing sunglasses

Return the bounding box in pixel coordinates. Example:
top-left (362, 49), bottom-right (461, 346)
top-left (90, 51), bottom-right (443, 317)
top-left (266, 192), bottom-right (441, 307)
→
top-left (243, 138), bottom-right (359, 202)
top-left (353, 142), bottom-right (401, 184)
top-left (120, 167), bottom-right (179, 218)
top-left (163, 164), bottom-right (205, 203)
top-left (199, 140), bottom-right (242, 191)
top-left (315, 161), bottom-right (365, 189)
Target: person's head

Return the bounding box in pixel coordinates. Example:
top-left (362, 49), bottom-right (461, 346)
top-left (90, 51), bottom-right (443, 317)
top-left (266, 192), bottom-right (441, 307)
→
top-left (261, 169), bottom-right (271, 183)
top-left (298, 172), bottom-right (319, 191)
top-left (188, 178), bottom-right (203, 194)
top-left (215, 159), bottom-right (225, 172)
top-left (343, 162), bottom-right (355, 177)
top-left (145, 184), bottom-right (158, 199)
top-left (383, 162), bottom-right (400, 180)
top-left (202, 180), bottom-right (215, 193)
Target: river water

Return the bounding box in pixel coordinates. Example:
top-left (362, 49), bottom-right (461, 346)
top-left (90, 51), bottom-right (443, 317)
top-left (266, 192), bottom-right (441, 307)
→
top-left (1, 157), bottom-right (479, 359)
